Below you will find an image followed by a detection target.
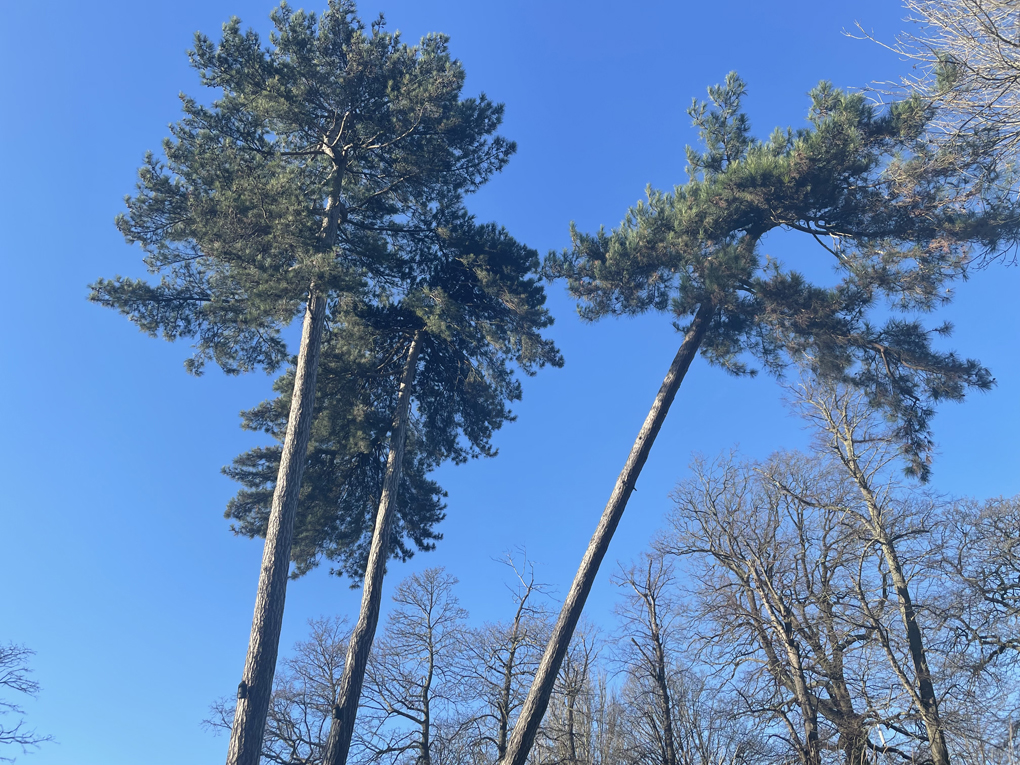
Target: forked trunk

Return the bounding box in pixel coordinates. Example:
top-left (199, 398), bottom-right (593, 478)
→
top-left (322, 331), bottom-right (425, 765)
top-left (501, 301), bottom-right (714, 765)
top-left (227, 289), bottom-right (328, 765)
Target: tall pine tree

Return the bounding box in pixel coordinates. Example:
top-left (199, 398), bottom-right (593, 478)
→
top-left (90, 3), bottom-right (517, 763)
top-left (504, 74), bottom-right (1012, 765)
top-left (226, 207), bottom-right (562, 765)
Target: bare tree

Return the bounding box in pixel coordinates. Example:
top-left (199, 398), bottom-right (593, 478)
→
top-left (665, 671), bottom-right (773, 765)
top-left (793, 384), bottom-right (954, 765)
top-left (464, 554), bottom-right (552, 765)
top-left (0, 644), bottom-right (51, 763)
top-left (874, 2), bottom-right (1020, 175)
top-left (583, 672), bottom-right (633, 765)
top-left (660, 444), bottom-right (990, 765)
top-left (665, 455), bottom-right (860, 765)
top-left (612, 555), bottom-right (684, 765)
top-left (612, 552), bottom-right (769, 765)
top-left (359, 568), bottom-right (469, 765)
top-left (942, 494), bottom-right (1020, 667)
top-left (532, 624), bottom-right (603, 765)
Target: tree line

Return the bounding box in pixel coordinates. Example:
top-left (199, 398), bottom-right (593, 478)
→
top-left (62, 0), bottom-right (1020, 764)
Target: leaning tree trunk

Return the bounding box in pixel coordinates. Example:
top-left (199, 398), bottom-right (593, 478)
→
top-left (227, 288), bottom-right (328, 765)
top-left (501, 300), bottom-right (714, 765)
top-left (322, 330), bottom-right (425, 765)
top-left (227, 168), bottom-right (345, 765)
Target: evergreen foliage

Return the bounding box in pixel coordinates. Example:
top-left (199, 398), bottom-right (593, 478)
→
top-left (547, 73), bottom-right (1006, 480)
top-left (90, 0), bottom-right (515, 375)
top-left (87, 3), bottom-right (547, 760)
top-left (87, 0), bottom-right (556, 582)
top-left (225, 210), bottom-right (562, 580)
top-left (505, 73), bottom-right (1015, 765)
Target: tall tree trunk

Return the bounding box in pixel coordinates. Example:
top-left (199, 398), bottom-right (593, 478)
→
top-left (322, 331), bottom-right (425, 765)
top-left (227, 167), bottom-right (345, 765)
top-left (496, 628), bottom-right (522, 759)
top-left (501, 301), bottom-right (714, 765)
top-left (227, 289), bottom-right (328, 765)
top-left (817, 394), bottom-right (951, 765)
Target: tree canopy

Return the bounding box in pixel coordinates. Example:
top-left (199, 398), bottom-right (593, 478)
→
top-left (90, 0), bottom-right (516, 376)
top-left (548, 73), bottom-right (1006, 480)
top-left (224, 210), bottom-right (562, 581)
top-left (503, 72), bottom-right (1015, 765)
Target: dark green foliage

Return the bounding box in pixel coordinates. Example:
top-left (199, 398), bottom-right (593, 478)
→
top-left (91, 0), bottom-right (515, 375)
top-left (90, 0), bottom-right (548, 578)
top-left (224, 386), bottom-right (446, 581)
top-left (226, 211), bottom-right (562, 579)
top-left (547, 73), bottom-right (1004, 480)
top-left (392, 209), bottom-right (563, 462)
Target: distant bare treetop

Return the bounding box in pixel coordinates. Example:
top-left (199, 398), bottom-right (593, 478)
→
top-left (861, 1), bottom-right (1020, 224)
top-left (0, 644), bottom-right (51, 763)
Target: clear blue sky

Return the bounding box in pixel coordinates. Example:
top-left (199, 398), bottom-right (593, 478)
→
top-left (1, 2), bottom-right (1017, 763)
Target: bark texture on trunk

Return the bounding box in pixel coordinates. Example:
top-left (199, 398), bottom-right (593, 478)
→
top-left (227, 155), bottom-right (345, 765)
top-left (322, 331), bottom-right (425, 765)
top-left (227, 289), bottom-right (328, 765)
top-left (501, 301), bottom-right (714, 765)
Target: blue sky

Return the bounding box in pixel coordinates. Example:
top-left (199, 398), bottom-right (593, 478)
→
top-left (1, 1), bottom-right (1017, 763)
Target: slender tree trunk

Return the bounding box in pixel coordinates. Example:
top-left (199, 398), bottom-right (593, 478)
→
top-left (419, 626), bottom-right (435, 765)
top-left (877, 526), bottom-right (951, 765)
top-left (322, 331), bottom-right (425, 765)
top-left (854, 477), bottom-right (950, 765)
top-left (632, 563), bottom-right (679, 765)
top-left (227, 289), bottom-right (328, 765)
top-left (497, 636), bottom-right (520, 760)
top-left (227, 165), bottom-right (345, 765)
top-left (647, 612), bottom-right (678, 765)
top-left (565, 692), bottom-right (577, 765)
top-left (501, 301), bottom-right (714, 765)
